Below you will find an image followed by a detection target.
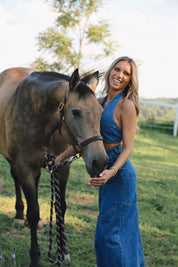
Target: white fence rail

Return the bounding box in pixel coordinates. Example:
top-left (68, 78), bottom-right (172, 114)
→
top-left (140, 100), bottom-right (178, 137)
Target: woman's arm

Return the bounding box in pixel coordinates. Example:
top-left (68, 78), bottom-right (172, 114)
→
top-left (112, 99), bottom-right (137, 171)
top-left (88, 99), bottom-right (137, 187)
top-left (46, 145), bottom-right (76, 172)
top-left (54, 145), bottom-right (76, 165)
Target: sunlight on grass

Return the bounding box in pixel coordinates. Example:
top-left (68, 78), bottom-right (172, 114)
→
top-left (140, 223), bottom-right (173, 238)
top-left (65, 213), bottom-right (89, 230)
top-left (0, 129), bottom-right (178, 266)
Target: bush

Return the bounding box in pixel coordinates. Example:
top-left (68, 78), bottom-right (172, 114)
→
top-left (138, 119), bottom-right (174, 135)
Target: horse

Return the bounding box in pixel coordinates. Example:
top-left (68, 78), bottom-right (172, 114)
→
top-left (0, 67), bottom-right (108, 267)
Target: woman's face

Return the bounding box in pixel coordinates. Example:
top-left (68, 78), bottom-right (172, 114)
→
top-left (109, 60), bottom-right (132, 92)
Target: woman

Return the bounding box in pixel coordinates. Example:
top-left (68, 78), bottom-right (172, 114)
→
top-left (47, 56), bottom-right (145, 266)
top-left (88, 56), bottom-right (145, 267)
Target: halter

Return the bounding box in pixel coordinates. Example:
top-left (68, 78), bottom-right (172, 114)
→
top-left (58, 88), bottom-right (103, 153)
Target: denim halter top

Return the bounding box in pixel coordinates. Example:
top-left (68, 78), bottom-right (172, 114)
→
top-left (100, 92), bottom-right (124, 143)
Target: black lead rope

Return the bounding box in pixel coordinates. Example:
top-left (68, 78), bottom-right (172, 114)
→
top-left (45, 153), bottom-right (80, 266)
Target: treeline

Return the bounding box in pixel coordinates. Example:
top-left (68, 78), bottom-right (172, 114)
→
top-left (138, 98), bottom-right (178, 134)
top-left (139, 97), bottom-right (178, 121)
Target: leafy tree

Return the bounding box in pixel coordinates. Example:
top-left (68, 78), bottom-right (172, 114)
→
top-left (32, 0), bottom-right (118, 72)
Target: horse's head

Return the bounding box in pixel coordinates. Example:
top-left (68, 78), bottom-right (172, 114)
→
top-left (60, 69), bottom-right (108, 177)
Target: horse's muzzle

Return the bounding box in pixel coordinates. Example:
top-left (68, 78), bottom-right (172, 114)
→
top-left (85, 154), bottom-right (108, 177)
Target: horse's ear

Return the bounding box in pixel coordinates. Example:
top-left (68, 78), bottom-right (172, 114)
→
top-left (69, 69), bottom-right (80, 91)
top-left (85, 71), bottom-right (99, 92)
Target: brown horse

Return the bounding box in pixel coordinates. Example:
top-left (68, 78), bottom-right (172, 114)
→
top-left (0, 67), bottom-right (108, 266)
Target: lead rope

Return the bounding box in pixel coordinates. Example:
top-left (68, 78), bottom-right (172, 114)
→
top-left (45, 153), bottom-right (80, 266)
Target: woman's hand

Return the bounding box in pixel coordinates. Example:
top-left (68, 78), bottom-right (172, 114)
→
top-left (46, 161), bottom-right (54, 173)
top-left (88, 168), bottom-right (116, 187)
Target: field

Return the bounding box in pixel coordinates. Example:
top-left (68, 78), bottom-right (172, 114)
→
top-left (0, 128), bottom-right (178, 266)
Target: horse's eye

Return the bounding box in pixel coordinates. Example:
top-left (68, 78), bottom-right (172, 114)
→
top-left (72, 109), bottom-right (81, 117)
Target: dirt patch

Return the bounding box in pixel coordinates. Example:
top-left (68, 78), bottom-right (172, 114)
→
top-left (69, 192), bottom-right (96, 205)
top-left (78, 208), bottom-right (98, 217)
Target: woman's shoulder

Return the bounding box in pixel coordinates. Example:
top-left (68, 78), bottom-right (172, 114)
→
top-left (118, 97), bottom-right (136, 114)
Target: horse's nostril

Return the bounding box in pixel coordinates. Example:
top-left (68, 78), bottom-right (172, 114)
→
top-left (92, 159), bottom-right (100, 169)
top-left (92, 159), bottom-right (106, 176)
top-left (87, 156), bottom-right (108, 177)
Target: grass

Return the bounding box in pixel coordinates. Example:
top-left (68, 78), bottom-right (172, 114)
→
top-left (0, 128), bottom-right (178, 266)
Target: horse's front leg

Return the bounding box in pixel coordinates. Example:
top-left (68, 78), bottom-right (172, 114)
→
top-left (58, 164), bottom-right (70, 218)
top-left (19, 168), bottom-right (41, 267)
top-left (58, 165), bottom-right (70, 265)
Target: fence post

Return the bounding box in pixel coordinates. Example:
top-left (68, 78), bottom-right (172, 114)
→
top-left (173, 105), bottom-right (178, 137)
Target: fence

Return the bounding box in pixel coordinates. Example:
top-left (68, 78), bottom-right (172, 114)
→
top-left (139, 100), bottom-right (178, 137)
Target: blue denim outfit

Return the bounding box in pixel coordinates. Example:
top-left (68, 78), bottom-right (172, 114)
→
top-left (95, 94), bottom-right (145, 267)
top-left (100, 93), bottom-right (124, 144)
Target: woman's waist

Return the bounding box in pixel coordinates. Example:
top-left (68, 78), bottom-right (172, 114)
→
top-left (104, 141), bottom-right (123, 150)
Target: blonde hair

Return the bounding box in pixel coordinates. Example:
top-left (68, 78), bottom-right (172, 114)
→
top-left (103, 56), bottom-right (140, 116)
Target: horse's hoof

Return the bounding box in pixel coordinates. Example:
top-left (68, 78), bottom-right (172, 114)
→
top-left (62, 253), bottom-right (70, 265)
top-left (14, 218), bottom-right (25, 227)
top-left (37, 219), bottom-right (43, 229)
top-left (29, 263), bottom-right (41, 267)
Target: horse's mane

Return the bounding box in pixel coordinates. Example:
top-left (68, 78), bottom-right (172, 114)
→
top-left (30, 71), bottom-right (94, 98)
top-left (31, 71), bottom-right (70, 82)
top-left (77, 82), bottom-right (94, 98)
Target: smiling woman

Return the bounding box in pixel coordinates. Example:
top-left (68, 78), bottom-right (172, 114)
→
top-left (88, 56), bottom-right (145, 267)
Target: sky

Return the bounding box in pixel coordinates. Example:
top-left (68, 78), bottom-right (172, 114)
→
top-left (0, 0), bottom-right (178, 99)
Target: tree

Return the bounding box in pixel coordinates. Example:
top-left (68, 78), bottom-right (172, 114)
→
top-left (32, 0), bottom-right (118, 72)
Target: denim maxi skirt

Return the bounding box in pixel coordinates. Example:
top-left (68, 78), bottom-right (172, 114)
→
top-left (95, 146), bottom-right (145, 267)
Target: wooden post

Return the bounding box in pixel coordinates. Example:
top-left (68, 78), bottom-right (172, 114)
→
top-left (140, 100), bottom-right (178, 137)
top-left (173, 105), bottom-right (178, 137)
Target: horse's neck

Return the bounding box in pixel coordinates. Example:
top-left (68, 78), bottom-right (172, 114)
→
top-left (38, 82), bottom-right (69, 127)
top-left (37, 81), bottom-right (68, 113)
top-left (16, 78), bottom-right (68, 126)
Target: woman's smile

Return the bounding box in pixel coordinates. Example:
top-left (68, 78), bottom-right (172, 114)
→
top-left (109, 60), bottom-right (131, 92)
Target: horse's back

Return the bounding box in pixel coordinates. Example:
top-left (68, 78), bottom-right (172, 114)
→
top-left (0, 67), bottom-right (37, 101)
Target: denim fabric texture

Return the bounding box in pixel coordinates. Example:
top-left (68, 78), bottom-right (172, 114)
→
top-left (100, 92), bottom-right (124, 143)
top-left (95, 146), bottom-right (145, 267)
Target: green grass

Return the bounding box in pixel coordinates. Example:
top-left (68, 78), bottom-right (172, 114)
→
top-left (0, 129), bottom-right (178, 266)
